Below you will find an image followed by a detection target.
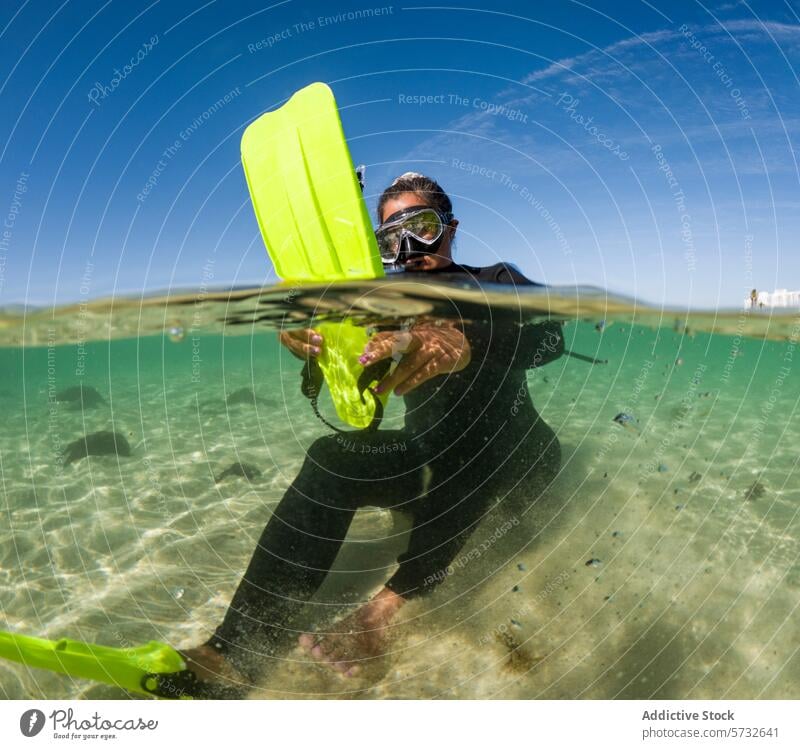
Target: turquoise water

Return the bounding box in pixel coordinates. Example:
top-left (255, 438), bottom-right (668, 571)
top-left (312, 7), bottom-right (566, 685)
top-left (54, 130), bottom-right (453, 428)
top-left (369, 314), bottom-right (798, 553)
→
top-left (0, 282), bottom-right (798, 699)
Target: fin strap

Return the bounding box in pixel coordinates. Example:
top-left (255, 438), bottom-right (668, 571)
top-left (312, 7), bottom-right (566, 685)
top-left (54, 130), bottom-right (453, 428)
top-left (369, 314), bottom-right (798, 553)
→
top-left (300, 358), bottom-right (390, 433)
top-left (142, 669), bottom-right (246, 700)
top-left (563, 348), bottom-right (608, 365)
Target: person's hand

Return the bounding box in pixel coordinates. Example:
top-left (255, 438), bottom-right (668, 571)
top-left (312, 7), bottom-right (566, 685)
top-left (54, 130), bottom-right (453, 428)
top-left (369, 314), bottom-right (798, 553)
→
top-left (279, 328), bottom-right (323, 360)
top-left (360, 321), bottom-right (471, 396)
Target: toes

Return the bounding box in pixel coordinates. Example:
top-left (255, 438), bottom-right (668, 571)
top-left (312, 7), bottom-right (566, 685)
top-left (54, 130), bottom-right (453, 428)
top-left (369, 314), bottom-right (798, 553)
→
top-left (301, 630), bottom-right (366, 676)
top-left (318, 639), bottom-right (337, 658)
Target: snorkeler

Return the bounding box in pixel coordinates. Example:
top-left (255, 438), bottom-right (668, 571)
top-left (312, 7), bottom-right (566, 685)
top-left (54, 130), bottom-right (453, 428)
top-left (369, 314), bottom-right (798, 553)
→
top-left (183, 172), bottom-right (564, 690)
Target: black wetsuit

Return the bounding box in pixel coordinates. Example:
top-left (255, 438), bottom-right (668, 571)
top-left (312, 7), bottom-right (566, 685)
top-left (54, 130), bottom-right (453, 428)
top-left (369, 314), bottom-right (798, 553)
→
top-left (207, 262), bottom-right (563, 668)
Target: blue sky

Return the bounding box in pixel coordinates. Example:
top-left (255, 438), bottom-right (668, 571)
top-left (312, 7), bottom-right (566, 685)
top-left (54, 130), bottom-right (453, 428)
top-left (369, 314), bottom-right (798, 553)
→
top-left (0, 0), bottom-right (798, 308)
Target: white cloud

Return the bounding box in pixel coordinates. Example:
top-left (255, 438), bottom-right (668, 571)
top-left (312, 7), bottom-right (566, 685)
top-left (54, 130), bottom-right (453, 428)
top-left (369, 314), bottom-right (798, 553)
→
top-left (715, 1), bottom-right (746, 11)
top-left (520, 20), bottom-right (800, 90)
top-left (522, 29), bottom-right (678, 85)
top-left (720, 19), bottom-right (800, 39)
top-left (393, 16), bottom-right (800, 188)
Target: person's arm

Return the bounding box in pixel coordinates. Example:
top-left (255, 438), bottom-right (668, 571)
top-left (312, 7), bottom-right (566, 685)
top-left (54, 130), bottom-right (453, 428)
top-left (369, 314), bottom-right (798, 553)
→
top-left (462, 318), bottom-right (564, 372)
top-left (462, 262), bottom-right (564, 369)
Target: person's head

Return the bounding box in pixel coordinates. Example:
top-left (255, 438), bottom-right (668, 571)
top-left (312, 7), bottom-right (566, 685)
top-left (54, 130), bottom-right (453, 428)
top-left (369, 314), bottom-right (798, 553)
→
top-left (376, 172), bottom-right (458, 271)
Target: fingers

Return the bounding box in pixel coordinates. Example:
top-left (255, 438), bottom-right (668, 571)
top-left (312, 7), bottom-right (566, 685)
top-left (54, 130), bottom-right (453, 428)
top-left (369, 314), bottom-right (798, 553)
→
top-left (359, 326), bottom-right (470, 395)
top-left (373, 349), bottom-right (433, 395)
top-left (279, 328), bottom-right (323, 359)
top-left (373, 334), bottom-right (465, 396)
top-left (393, 354), bottom-right (447, 396)
top-left (418, 324), bottom-right (471, 370)
top-left (360, 330), bottom-right (417, 365)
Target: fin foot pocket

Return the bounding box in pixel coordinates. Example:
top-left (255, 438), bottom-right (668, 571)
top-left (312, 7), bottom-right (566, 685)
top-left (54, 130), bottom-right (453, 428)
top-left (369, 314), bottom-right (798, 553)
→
top-left (143, 669), bottom-right (247, 700)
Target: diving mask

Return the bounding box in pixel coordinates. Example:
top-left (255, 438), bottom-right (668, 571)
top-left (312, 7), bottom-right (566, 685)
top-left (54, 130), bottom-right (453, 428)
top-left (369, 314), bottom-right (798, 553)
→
top-left (375, 205), bottom-right (453, 267)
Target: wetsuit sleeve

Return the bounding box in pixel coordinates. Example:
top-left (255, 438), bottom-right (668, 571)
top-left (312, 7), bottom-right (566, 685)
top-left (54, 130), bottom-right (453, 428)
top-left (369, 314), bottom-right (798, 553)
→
top-left (463, 318), bottom-right (564, 371)
top-left (490, 262), bottom-right (538, 286)
top-left (466, 262), bottom-right (564, 368)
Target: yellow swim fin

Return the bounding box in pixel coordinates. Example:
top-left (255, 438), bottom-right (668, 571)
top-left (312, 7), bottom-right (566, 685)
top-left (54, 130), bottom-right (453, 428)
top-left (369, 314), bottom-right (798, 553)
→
top-left (0, 630), bottom-right (191, 699)
top-left (241, 82), bottom-right (385, 282)
top-left (315, 320), bottom-right (390, 429)
top-left (241, 83), bottom-right (388, 429)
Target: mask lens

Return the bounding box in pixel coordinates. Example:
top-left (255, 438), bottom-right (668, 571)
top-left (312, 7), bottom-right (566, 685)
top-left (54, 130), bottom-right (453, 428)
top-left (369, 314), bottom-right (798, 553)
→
top-left (376, 224), bottom-right (403, 261)
top-left (404, 210), bottom-right (442, 243)
top-left (376, 208), bottom-right (445, 263)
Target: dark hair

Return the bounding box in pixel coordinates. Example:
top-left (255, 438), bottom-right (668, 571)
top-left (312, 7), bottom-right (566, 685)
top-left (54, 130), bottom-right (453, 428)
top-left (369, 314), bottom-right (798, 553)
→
top-left (377, 172), bottom-right (453, 221)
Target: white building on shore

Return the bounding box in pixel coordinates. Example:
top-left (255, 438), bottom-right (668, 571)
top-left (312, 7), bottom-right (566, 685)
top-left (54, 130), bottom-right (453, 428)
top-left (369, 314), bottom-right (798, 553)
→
top-left (745, 288), bottom-right (800, 308)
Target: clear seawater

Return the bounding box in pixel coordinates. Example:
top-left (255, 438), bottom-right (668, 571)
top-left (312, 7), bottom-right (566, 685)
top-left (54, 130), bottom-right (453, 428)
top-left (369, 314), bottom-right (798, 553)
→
top-left (0, 279), bottom-right (798, 699)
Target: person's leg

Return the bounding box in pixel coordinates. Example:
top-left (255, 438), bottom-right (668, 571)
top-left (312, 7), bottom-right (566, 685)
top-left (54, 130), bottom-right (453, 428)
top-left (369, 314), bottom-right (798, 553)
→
top-left (281, 422), bottom-right (563, 677)
top-left (386, 420), bottom-right (562, 598)
top-left (205, 431), bottom-right (421, 671)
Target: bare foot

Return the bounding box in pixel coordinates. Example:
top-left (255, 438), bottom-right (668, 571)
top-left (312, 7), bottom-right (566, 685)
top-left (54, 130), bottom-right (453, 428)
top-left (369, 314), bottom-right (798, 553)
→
top-left (298, 618), bottom-right (387, 677)
top-left (298, 588), bottom-right (406, 677)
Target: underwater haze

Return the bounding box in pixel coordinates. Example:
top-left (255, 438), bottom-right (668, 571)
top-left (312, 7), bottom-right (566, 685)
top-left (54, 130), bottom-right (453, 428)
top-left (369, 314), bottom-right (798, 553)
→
top-left (0, 280), bottom-right (797, 699)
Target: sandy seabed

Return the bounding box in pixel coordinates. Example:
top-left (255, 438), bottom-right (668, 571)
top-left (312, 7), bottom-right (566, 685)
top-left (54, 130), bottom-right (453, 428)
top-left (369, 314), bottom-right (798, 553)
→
top-left (0, 319), bottom-right (797, 699)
